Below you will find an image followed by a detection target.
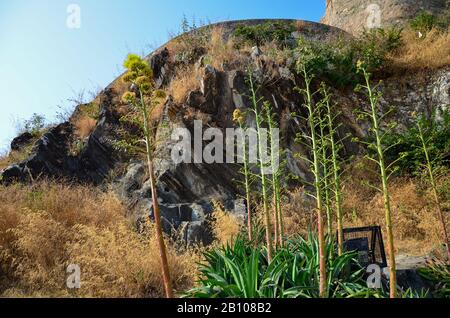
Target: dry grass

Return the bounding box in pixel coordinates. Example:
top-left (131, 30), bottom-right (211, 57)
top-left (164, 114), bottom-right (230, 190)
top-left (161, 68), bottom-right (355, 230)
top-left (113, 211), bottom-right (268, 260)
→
top-left (282, 188), bottom-right (316, 238)
top-left (73, 116), bottom-right (97, 139)
top-left (168, 64), bottom-right (199, 104)
top-left (0, 181), bottom-right (198, 297)
top-left (295, 20), bottom-right (309, 32)
top-left (339, 159), bottom-right (449, 257)
top-left (210, 201), bottom-right (242, 246)
top-left (0, 146), bottom-right (34, 171)
top-left (206, 27), bottom-right (242, 71)
top-left (390, 28), bottom-right (450, 70)
top-left (280, 158), bottom-right (449, 258)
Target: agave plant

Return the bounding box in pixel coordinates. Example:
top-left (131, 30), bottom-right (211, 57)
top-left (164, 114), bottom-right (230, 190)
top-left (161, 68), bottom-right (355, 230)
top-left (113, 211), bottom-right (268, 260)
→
top-left (121, 54), bottom-right (173, 298)
top-left (419, 260), bottom-right (450, 298)
top-left (248, 73), bottom-right (274, 262)
top-left (184, 233), bottom-right (385, 298)
top-left (355, 60), bottom-right (398, 298)
top-left (233, 108), bottom-right (255, 241)
top-left (294, 64), bottom-right (327, 297)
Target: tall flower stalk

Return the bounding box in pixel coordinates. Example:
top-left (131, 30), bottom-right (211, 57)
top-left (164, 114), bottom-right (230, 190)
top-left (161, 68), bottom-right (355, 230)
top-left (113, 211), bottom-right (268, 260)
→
top-left (356, 61), bottom-right (397, 298)
top-left (318, 112), bottom-right (333, 238)
top-left (321, 84), bottom-right (345, 255)
top-left (233, 109), bottom-right (254, 242)
top-left (417, 121), bottom-right (450, 260)
top-left (297, 65), bottom-right (327, 297)
top-left (121, 54), bottom-right (173, 298)
top-left (264, 101), bottom-right (283, 247)
top-left (248, 74), bottom-right (273, 261)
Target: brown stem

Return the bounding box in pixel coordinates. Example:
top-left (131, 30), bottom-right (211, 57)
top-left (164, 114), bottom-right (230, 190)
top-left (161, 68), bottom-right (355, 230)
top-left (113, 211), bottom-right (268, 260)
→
top-left (140, 90), bottom-right (173, 298)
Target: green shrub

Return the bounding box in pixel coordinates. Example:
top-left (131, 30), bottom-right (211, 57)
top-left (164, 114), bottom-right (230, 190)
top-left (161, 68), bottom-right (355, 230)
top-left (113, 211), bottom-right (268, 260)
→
top-left (383, 110), bottom-right (450, 175)
top-left (295, 38), bottom-right (357, 88)
top-left (409, 10), bottom-right (450, 35)
top-left (436, 10), bottom-right (450, 30)
top-left (357, 27), bottom-right (403, 70)
top-left (233, 22), bottom-right (295, 47)
top-left (18, 113), bottom-right (47, 137)
top-left (184, 233), bottom-right (385, 298)
top-left (173, 15), bottom-right (209, 64)
top-left (410, 11), bottom-right (438, 34)
top-left (418, 260), bottom-right (450, 298)
top-left (79, 102), bottom-right (100, 120)
top-left (295, 27), bottom-right (402, 88)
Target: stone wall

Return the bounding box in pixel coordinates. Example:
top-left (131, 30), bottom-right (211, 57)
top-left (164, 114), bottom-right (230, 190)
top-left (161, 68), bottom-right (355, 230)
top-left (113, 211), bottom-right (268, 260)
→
top-left (322, 0), bottom-right (448, 35)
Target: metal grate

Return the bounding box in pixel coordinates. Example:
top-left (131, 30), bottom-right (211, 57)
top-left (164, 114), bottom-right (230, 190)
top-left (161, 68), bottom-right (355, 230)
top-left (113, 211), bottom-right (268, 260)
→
top-left (341, 226), bottom-right (387, 268)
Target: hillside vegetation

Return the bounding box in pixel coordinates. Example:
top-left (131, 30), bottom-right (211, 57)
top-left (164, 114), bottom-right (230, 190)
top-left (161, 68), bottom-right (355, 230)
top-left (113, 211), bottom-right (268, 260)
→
top-left (1, 11), bottom-right (450, 298)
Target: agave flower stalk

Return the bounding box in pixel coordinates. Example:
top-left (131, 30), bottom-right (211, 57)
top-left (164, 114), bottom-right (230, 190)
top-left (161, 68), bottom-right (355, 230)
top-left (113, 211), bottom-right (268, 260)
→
top-left (298, 65), bottom-right (327, 297)
top-left (248, 74), bottom-right (273, 262)
top-left (417, 121), bottom-right (450, 260)
top-left (233, 109), bottom-right (254, 242)
top-left (263, 101), bottom-right (283, 247)
top-left (321, 85), bottom-right (345, 255)
top-left (318, 112), bottom-right (333, 238)
top-left (121, 54), bottom-right (173, 298)
top-left (357, 61), bottom-right (397, 298)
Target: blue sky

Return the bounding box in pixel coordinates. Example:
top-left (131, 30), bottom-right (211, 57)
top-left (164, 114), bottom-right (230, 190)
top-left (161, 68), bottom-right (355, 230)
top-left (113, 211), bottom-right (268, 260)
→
top-left (0, 0), bottom-right (326, 151)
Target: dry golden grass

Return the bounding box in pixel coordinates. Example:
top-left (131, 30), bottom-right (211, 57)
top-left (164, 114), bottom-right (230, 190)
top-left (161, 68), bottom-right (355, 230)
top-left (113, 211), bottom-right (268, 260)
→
top-left (295, 20), bottom-right (308, 32)
top-left (0, 181), bottom-right (198, 297)
top-left (0, 146), bottom-right (34, 171)
top-left (390, 28), bottom-right (450, 70)
top-left (168, 65), bottom-right (199, 104)
top-left (281, 188), bottom-right (316, 238)
top-left (206, 27), bottom-right (241, 71)
top-left (280, 158), bottom-right (449, 258)
top-left (339, 159), bottom-right (449, 257)
top-left (73, 116), bottom-right (97, 139)
top-left (210, 201), bottom-right (242, 246)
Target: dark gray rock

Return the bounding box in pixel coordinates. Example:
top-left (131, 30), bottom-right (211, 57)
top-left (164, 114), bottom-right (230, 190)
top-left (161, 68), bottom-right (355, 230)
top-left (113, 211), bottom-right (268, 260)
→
top-left (1, 88), bottom-right (120, 185)
top-left (10, 132), bottom-right (34, 151)
top-left (149, 47), bottom-right (171, 89)
top-left (397, 269), bottom-right (433, 296)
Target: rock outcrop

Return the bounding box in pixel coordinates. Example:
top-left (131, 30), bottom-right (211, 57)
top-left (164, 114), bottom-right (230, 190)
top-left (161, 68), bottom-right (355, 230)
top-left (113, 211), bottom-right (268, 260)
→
top-left (322, 0), bottom-right (448, 35)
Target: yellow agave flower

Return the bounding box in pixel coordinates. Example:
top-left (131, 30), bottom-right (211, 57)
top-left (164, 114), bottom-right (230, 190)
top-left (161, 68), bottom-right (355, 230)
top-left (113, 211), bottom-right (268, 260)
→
top-left (135, 75), bottom-right (150, 86)
top-left (121, 91), bottom-right (136, 104)
top-left (232, 109), bottom-right (246, 124)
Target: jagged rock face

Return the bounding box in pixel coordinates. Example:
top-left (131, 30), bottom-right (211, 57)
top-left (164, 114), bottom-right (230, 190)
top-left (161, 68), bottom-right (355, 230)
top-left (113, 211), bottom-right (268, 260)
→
top-left (1, 19), bottom-right (449, 244)
top-left (1, 89), bottom-right (121, 185)
top-left (322, 0), bottom-right (448, 35)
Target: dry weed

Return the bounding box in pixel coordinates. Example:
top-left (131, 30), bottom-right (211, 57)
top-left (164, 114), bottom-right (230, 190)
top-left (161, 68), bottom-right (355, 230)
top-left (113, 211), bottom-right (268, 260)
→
top-left (390, 28), bottom-right (450, 70)
top-left (210, 201), bottom-right (242, 246)
top-left (74, 116), bottom-right (97, 139)
top-left (168, 65), bottom-right (199, 104)
top-left (0, 181), bottom-right (198, 297)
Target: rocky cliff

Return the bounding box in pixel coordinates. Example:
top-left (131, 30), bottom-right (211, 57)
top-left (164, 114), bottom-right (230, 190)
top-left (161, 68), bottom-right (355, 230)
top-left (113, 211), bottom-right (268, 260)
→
top-left (322, 0), bottom-right (448, 35)
top-left (1, 18), bottom-right (449, 245)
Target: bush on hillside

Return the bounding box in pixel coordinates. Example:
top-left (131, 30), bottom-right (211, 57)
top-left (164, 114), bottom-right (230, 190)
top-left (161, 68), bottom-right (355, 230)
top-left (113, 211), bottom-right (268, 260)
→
top-left (383, 110), bottom-right (450, 175)
top-left (233, 21), bottom-right (296, 47)
top-left (295, 27), bottom-right (402, 87)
